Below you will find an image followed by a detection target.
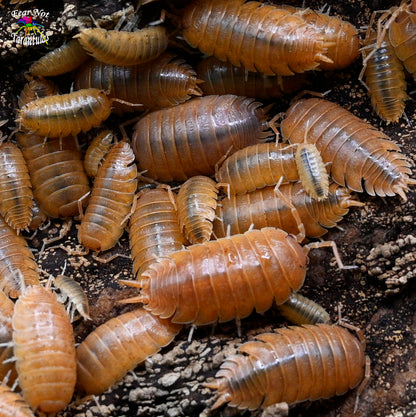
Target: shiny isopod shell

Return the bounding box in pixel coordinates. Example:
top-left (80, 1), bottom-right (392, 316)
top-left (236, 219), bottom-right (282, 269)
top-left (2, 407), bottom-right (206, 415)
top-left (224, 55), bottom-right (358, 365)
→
top-left (12, 285), bottom-right (77, 413)
top-left (0, 215), bottom-right (40, 298)
top-left (74, 53), bottom-right (203, 110)
top-left (16, 133), bottom-right (90, 218)
top-left (215, 142), bottom-right (329, 200)
top-left (281, 5), bottom-right (360, 70)
top-left (277, 292), bottom-right (331, 325)
top-left (16, 88), bottom-right (112, 138)
top-left (0, 290), bottom-right (17, 384)
top-left (177, 175), bottom-right (219, 244)
top-left (75, 26), bottom-right (168, 66)
top-left (132, 94), bottom-right (271, 182)
top-left (28, 39), bottom-right (89, 77)
top-left (389, 2), bottom-right (416, 81)
top-left (18, 76), bottom-right (59, 108)
top-left (0, 385), bottom-right (35, 417)
top-left (212, 182), bottom-right (363, 239)
top-left (54, 275), bottom-right (91, 320)
top-left (83, 130), bottom-right (114, 178)
top-left (124, 227), bottom-right (308, 326)
top-left (208, 323), bottom-right (366, 410)
top-left (27, 199), bottom-right (48, 231)
top-left (78, 141), bottom-right (138, 252)
top-left (362, 30), bottom-right (407, 123)
top-left (0, 142), bottom-right (34, 233)
top-left (196, 56), bottom-right (309, 99)
top-left (76, 307), bottom-right (182, 395)
top-left (280, 98), bottom-right (416, 200)
top-left (129, 186), bottom-right (186, 278)
top-left (182, 0), bottom-right (333, 76)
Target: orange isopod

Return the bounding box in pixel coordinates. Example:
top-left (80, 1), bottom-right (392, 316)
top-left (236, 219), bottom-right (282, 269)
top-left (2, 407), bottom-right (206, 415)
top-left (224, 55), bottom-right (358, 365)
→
top-left (131, 95), bottom-right (271, 182)
top-left (0, 142), bottom-right (33, 233)
top-left (177, 175), bottom-right (219, 244)
top-left (280, 98), bottom-right (416, 200)
top-left (277, 293), bottom-right (331, 326)
top-left (122, 227), bottom-right (308, 326)
top-left (216, 142), bottom-right (329, 200)
top-left (361, 30), bottom-right (407, 123)
top-left (129, 186), bottom-right (185, 278)
top-left (0, 385), bottom-right (35, 417)
top-left (16, 88), bottom-right (112, 138)
top-left (83, 130), bottom-right (114, 178)
top-left (281, 5), bottom-right (360, 70)
top-left (207, 323), bottom-right (366, 410)
top-left (12, 285), bottom-right (76, 413)
top-left (0, 216), bottom-right (40, 298)
top-left (78, 141), bottom-right (138, 252)
top-left (196, 56), bottom-right (309, 99)
top-left (76, 307), bottom-right (182, 395)
top-left (16, 133), bottom-right (90, 218)
top-left (18, 76), bottom-right (59, 108)
top-left (75, 26), bottom-right (168, 66)
top-left (28, 39), bottom-right (89, 77)
top-left (182, 0), bottom-right (333, 76)
top-left (389, 1), bottom-right (416, 81)
top-left (27, 199), bottom-right (48, 231)
top-left (212, 182), bottom-right (363, 240)
top-left (0, 290), bottom-right (17, 384)
top-left (74, 53), bottom-right (203, 110)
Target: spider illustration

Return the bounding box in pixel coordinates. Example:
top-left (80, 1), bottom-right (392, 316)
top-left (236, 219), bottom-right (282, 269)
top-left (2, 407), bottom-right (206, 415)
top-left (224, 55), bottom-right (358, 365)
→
top-left (15, 16), bottom-right (48, 44)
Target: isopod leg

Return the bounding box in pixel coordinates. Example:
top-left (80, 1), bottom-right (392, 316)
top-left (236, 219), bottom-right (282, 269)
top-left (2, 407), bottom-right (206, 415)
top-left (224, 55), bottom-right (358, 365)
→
top-left (304, 240), bottom-right (357, 270)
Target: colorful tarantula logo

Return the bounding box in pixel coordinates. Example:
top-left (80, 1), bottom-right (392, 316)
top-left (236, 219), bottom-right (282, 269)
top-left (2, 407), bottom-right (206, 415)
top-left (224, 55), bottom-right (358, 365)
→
top-left (15, 16), bottom-right (48, 44)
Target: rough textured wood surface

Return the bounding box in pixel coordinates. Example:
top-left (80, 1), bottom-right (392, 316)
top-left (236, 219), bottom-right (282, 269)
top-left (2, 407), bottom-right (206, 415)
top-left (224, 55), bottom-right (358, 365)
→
top-left (1, 0), bottom-right (416, 416)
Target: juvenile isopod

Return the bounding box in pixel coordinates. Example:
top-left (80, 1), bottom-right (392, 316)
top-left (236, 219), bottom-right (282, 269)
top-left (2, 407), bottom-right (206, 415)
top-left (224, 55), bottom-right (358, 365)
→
top-left (27, 199), bottom-right (48, 231)
top-left (277, 293), bottom-right (331, 325)
top-left (75, 26), bottom-right (168, 66)
top-left (0, 385), bottom-right (35, 417)
top-left (12, 285), bottom-right (76, 413)
top-left (75, 54), bottom-right (203, 110)
top-left (361, 29), bottom-right (407, 123)
top-left (280, 98), bottom-right (416, 200)
top-left (206, 323), bottom-right (367, 410)
top-left (16, 133), bottom-right (90, 218)
top-left (177, 175), bottom-right (219, 244)
top-left (121, 227), bottom-right (346, 326)
top-left (182, 0), bottom-right (333, 76)
top-left (83, 130), bottom-right (114, 178)
top-left (0, 216), bottom-right (40, 298)
top-left (212, 182), bottom-right (363, 240)
top-left (18, 76), bottom-right (59, 108)
top-left (76, 307), bottom-right (182, 395)
top-left (16, 88), bottom-right (112, 138)
top-left (78, 141), bottom-right (138, 252)
top-left (28, 39), bottom-right (89, 77)
top-left (0, 142), bottom-right (33, 233)
top-left (196, 56), bottom-right (309, 99)
top-left (54, 274), bottom-right (91, 321)
top-left (129, 186), bottom-right (186, 278)
top-left (132, 95), bottom-right (271, 182)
